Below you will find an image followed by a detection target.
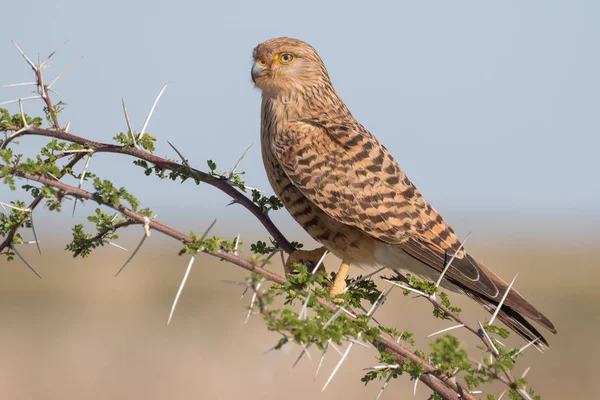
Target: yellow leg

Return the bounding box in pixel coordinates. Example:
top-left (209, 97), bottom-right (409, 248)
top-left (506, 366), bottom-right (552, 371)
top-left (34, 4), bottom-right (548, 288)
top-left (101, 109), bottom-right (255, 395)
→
top-left (284, 246), bottom-right (328, 274)
top-left (329, 258), bottom-right (351, 299)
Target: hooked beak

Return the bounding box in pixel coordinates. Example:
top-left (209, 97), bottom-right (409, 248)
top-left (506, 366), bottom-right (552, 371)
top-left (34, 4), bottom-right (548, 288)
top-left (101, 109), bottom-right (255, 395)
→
top-left (251, 61), bottom-right (267, 83)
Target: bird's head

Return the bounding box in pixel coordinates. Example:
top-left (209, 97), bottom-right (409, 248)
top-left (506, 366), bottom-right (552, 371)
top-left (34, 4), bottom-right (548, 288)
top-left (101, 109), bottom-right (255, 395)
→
top-left (251, 37), bottom-right (331, 95)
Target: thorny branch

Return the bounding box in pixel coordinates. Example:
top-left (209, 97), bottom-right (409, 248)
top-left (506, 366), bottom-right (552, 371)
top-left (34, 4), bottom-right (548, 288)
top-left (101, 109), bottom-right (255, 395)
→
top-left (1, 125), bottom-right (293, 253)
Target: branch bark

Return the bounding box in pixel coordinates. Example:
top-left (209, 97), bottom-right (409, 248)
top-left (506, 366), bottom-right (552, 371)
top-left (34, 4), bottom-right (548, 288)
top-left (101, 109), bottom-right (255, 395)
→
top-left (8, 167), bottom-right (475, 400)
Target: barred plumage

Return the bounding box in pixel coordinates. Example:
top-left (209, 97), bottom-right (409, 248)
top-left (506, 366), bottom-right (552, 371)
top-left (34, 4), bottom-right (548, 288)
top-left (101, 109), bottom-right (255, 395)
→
top-left (252, 37), bottom-right (556, 345)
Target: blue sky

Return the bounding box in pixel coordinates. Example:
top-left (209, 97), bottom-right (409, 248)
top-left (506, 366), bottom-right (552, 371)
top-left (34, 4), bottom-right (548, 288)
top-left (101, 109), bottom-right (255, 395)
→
top-left (1, 1), bottom-right (599, 241)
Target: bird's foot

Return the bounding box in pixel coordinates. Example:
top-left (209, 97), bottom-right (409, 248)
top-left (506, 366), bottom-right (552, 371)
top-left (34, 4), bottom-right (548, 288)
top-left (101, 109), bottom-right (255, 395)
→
top-left (284, 246), bottom-right (328, 274)
top-left (329, 260), bottom-right (350, 302)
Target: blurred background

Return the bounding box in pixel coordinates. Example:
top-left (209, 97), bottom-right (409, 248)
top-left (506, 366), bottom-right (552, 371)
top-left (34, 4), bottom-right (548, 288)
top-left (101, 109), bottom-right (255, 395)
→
top-left (1, 0), bottom-right (599, 399)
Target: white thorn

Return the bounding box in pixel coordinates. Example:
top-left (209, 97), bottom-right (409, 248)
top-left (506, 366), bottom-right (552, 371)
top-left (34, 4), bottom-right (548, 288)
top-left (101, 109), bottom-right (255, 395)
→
top-left (322, 341), bottom-right (354, 392)
top-left (328, 340), bottom-right (344, 356)
top-left (0, 203), bottom-right (8, 213)
top-left (61, 149), bottom-right (91, 154)
top-left (245, 279), bottom-right (264, 323)
top-left (339, 307), bottom-right (357, 318)
top-left (233, 234), bottom-right (240, 253)
top-left (107, 242), bottom-right (130, 252)
top-left (121, 97), bottom-right (138, 148)
top-left (143, 216), bottom-right (151, 237)
top-left (347, 337), bottom-right (370, 349)
top-left (489, 272), bottom-right (519, 326)
top-left (469, 391), bottom-right (482, 394)
top-left (167, 141), bottom-right (188, 166)
top-left (314, 343), bottom-right (329, 380)
top-left (498, 390), bottom-right (507, 400)
top-left (229, 143), bottom-right (253, 179)
top-left (0, 202), bottom-right (31, 213)
top-left (300, 343), bottom-right (312, 361)
top-left (279, 251), bottom-right (286, 267)
top-left (345, 267), bottom-right (385, 292)
top-left (167, 256), bottom-right (196, 325)
top-left (37, 54), bottom-right (46, 98)
top-left (41, 40), bottom-right (69, 66)
top-left (427, 324), bottom-right (465, 338)
top-left (292, 345), bottom-right (310, 368)
top-left (413, 376), bottom-right (419, 396)
top-left (72, 153), bottom-right (92, 216)
top-left (241, 249), bottom-right (277, 299)
top-left (0, 96), bottom-right (41, 106)
top-left (200, 218), bottom-right (217, 240)
top-left (323, 308), bottom-right (344, 328)
top-left (1, 82), bottom-right (37, 88)
top-left (478, 320), bottom-right (499, 355)
top-left (18, 99), bottom-right (29, 128)
top-left (12, 42), bottom-right (38, 71)
top-left (16, 240), bottom-right (40, 245)
top-left (138, 84), bottom-right (167, 143)
top-left (114, 233), bottom-right (147, 276)
top-left (366, 284), bottom-right (395, 319)
top-left (435, 232), bottom-right (471, 289)
top-left (310, 250), bottom-right (328, 274)
top-left (517, 389), bottom-right (534, 400)
top-left (29, 213), bottom-right (41, 256)
top-left (513, 337), bottom-right (541, 358)
top-left (382, 279), bottom-right (427, 297)
top-left (64, 121), bottom-right (71, 132)
top-left (375, 372), bottom-right (394, 400)
top-left (300, 293), bottom-right (311, 320)
top-left (11, 245), bottom-right (42, 279)
top-left (521, 366), bottom-right (531, 378)
top-left (47, 57), bottom-right (82, 89)
top-left (363, 365), bottom-right (400, 371)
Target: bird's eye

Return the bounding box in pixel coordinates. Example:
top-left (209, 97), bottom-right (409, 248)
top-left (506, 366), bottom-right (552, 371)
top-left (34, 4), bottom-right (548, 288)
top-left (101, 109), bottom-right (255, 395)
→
top-left (279, 53), bottom-right (294, 64)
top-left (258, 59), bottom-right (267, 66)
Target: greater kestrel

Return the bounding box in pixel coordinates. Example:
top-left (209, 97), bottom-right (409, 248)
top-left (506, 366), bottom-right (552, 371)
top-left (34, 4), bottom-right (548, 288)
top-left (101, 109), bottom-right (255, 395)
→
top-left (251, 37), bottom-right (556, 346)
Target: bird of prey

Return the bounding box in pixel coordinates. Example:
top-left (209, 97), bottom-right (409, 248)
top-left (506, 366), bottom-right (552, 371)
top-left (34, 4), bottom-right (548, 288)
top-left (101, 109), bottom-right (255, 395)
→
top-left (251, 37), bottom-right (556, 346)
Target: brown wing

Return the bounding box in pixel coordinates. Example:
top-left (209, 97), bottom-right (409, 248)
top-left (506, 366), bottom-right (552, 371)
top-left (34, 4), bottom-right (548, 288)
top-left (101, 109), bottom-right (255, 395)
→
top-left (401, 238), bottom-right (557, 345)
top-left (272, 120), bottom-right (556, 342)
top-left (271, 119), bottom-right (462, 253)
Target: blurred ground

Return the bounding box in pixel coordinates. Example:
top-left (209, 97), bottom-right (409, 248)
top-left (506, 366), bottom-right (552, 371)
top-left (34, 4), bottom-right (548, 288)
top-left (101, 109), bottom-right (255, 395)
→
top-left (0, 236), bottom-right (597, 400)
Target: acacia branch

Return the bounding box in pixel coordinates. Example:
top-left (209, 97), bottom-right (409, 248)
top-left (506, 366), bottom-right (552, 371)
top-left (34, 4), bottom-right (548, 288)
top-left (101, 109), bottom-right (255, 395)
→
top-left (8, 167), bottom-right (474, 400)
top-left (1, 126), bottom-right (293, 253)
